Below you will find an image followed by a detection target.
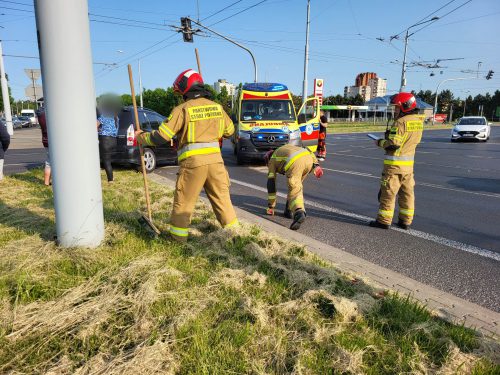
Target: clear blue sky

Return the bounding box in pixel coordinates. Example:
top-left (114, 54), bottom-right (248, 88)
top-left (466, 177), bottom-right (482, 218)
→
top-left (1, 0), bottom-right (499, 101)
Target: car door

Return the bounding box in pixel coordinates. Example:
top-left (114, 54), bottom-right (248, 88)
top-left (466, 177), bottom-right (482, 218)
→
top-left (296, 97), bottom-right (320, 152)
top-left (144, 111), bottom-right (177, 162)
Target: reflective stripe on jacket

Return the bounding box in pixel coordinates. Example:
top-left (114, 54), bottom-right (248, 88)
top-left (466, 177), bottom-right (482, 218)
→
top-left (377, 114), bottom-right (423, 172)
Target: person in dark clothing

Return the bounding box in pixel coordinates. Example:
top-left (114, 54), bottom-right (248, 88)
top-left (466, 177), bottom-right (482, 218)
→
top-left (317, 110), bottom-right (328, 161)
top-left (37, 107), bottom-right (51, 186)
top-left (96, 95), bottom-right (121, 183)
top-left (0, 121), bottom-right (10, 180)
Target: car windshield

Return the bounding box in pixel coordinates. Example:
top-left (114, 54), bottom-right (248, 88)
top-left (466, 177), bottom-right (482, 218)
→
top-left (458, 118), bottom-right (486, 125)
top-left (18, 116), bottom-right (29, 121)
top-left (21, 113), bottom-right (34, 118)
top-left (240, 100), bottom-right (296, 121)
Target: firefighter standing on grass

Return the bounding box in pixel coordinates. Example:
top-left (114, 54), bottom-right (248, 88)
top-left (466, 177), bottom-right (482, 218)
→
top-left (265, 145), bottom-right (323, 230)
top-left (369, 92), bottom-right (423, 230)
top-left (135, 69), bottom-right (238, 241)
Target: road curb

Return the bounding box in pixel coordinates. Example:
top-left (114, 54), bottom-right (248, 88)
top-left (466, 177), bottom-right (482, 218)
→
top-left (150, 172), bottom-right (499, 339)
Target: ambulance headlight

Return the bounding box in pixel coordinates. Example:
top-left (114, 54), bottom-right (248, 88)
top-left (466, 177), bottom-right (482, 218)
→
top-left (238, 131), bottom-right (251, 139)
top-left (289, 130), bottom-right (301, 140)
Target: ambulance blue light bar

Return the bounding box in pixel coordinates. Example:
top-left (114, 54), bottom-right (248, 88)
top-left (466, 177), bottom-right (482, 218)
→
top-left (242, 83), bottom-right (288, 92)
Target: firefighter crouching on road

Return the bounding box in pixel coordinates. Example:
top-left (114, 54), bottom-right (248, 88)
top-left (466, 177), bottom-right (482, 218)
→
top-left (369, 92), bottom-right (423, 230)
top-left (265, 145), bottom-right (324, 230)
top-left (135, 69), bottom-right (238, 241)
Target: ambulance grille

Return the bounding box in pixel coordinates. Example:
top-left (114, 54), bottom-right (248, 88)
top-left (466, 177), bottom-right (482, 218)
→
top-left (251, 133), bottom-right (289, 149)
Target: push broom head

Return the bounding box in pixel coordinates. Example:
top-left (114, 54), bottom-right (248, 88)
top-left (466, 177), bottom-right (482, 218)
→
top-left (138, 213), bottom-right (161, 237)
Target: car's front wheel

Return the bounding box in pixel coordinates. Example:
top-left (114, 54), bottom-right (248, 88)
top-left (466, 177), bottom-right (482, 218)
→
top-left (143, 148), bottom-right (157, 173)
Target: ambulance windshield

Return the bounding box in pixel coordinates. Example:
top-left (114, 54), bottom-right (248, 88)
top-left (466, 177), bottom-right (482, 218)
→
top-left (240, 100), bottom-right (296, 121)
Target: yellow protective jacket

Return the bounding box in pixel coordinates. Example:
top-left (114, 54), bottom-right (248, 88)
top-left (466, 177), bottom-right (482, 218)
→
top-left (377, 113), bottom-right (423, 173)
top-left (267, 144), bottom-right (317, 208)
top-left (137, 97), bottom-right (234, 168)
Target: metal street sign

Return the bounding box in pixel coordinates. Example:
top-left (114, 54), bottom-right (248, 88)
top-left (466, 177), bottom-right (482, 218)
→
top-left (25, 84), bottom-right (43, 100)
top-left (24, 68), bottom-right (41, 81)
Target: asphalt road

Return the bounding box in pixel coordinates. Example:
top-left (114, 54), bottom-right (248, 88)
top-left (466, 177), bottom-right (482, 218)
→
top-left (5, 128), bottom-right (500, 311)
top-left (157, 128), bottom-right (500, 312)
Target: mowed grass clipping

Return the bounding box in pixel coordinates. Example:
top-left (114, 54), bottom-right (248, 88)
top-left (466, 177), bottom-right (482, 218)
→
top-left (0, 169), bottom-right (499, 374)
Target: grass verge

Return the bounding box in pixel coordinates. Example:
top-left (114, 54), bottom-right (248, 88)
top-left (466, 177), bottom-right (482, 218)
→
top-left (0, 169), bottom-right (498, 374)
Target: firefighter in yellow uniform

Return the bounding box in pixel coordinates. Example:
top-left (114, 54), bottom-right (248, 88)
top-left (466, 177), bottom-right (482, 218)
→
top-left (136, 69), bottom-right (238, 241)
top-left (369, 92), bottom-right (423, 230)
top-left (264, 145), bottom-right (323, 230)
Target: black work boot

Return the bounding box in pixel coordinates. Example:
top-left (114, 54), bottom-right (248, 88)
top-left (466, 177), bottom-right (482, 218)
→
top-left (283, 201), bottom-right (292, 219)
top-left (290, 209), bottom-right (306, 230)
top-left (369, 220), bottom-right (390, 230)
top-left (397, 220), bottom-right (410, 230)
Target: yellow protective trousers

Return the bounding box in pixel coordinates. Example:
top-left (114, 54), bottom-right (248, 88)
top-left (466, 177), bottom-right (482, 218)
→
top-left (285, 153), bottom-right (314, 212)
top-left (170, 163), bottom-right (238, 241)
top-left (377, 168), bottom-right (415, 226)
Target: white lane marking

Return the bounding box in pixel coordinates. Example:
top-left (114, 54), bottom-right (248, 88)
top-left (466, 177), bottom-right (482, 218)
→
top-left (335, 149), bottom-right (352, 153)
top-left (5, 162), bottom-right (41, 166)
top-left (322, 167), bottom-right (377, 178)
top-left (419, 151), bottom-right (440, 155)
top-left (322, 167), bottom-right (500, 199)
top-left (230, 178), bottom-right (500, 262)
top-left (333, 153), bottom-right (500, 173)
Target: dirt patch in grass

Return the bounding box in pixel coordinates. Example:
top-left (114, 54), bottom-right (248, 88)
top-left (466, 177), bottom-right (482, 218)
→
top-left (0, 169), bottom-right (498, 374)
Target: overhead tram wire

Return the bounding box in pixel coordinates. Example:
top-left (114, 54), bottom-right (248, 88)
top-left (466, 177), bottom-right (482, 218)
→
top-left (94, 33), bottom-right (180, 79)
top-left (201, 0), bottom-right (245, 21)
top-left (0, 0), bottom-right (31, 6)
top-left (89, 19), bottom-right (174, 32)
top-left (392, 0), bottom-right (457, 39)
top-left (410, 0), bottom-right (473, 35)
top-left (208, 0), bottom-right (269, 27)
top-left (88, 13), bottom-right (174, 27)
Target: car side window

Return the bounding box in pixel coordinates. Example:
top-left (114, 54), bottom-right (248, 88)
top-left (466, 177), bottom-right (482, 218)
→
top-left (146, 112), bottom-right (165, 130)
top-left (139, 111), bottom-right (151, 131)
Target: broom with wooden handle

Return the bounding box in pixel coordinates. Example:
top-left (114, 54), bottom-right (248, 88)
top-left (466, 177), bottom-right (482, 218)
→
top-left (127, 64), bottom-right (160, 236)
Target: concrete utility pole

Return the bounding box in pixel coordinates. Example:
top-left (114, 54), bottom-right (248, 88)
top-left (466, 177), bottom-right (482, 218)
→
top-left (0, 41), bottom-right (14, 135)
top-left (35, 0), bottom-right (104, 248)
top-left (399, 17), bottom-right (439, 92)
top-left (138, 59), bottom-right (143, 108)
top-left (301, 0), bottom-right (311, 105)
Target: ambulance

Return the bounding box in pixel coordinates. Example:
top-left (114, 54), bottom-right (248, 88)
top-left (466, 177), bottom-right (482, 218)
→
top-left (232, 82), bottom-right (320, 164)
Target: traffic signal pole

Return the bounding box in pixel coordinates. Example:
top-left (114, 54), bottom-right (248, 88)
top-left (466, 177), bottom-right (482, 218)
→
top-left (34, 0), bottom-right (104, 248)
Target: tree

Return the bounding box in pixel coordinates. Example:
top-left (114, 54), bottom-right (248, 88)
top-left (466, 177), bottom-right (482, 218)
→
top-left (216, 86), bottom-right (232, 115)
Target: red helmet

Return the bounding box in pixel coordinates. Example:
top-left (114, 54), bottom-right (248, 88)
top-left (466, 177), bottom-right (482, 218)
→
top-left (173, 69), bottom-right (204, 95)
top-left (391, 92), bottom-right (417, 113)
top-left (264, 150), bottom-right (274, 164)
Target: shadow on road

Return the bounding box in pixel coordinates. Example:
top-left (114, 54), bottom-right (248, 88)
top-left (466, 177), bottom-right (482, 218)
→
top-left (447, 176), bottom-right (500, 194)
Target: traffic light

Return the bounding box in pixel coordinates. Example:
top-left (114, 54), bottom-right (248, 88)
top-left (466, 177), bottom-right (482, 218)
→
top-left (486, 70), bottom-right (494, 80)
top-left (180, 17), bottom-right (193, 43)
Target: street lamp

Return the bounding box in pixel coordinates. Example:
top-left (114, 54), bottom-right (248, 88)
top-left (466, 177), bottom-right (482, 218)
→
top-left (399, 16), bottom-right (439, 92)
top-left (432, 77), bottom-right (477, 125)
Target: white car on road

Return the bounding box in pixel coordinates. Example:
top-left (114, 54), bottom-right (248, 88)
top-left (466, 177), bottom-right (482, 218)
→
top-left (451, 116), bottom-right (491, 142)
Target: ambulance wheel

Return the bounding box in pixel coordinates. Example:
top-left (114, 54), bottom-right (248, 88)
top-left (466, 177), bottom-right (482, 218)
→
top-left (236, 148), bottom-right (245, 165)
top-left (143, 148), bottom-right (157, 173)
